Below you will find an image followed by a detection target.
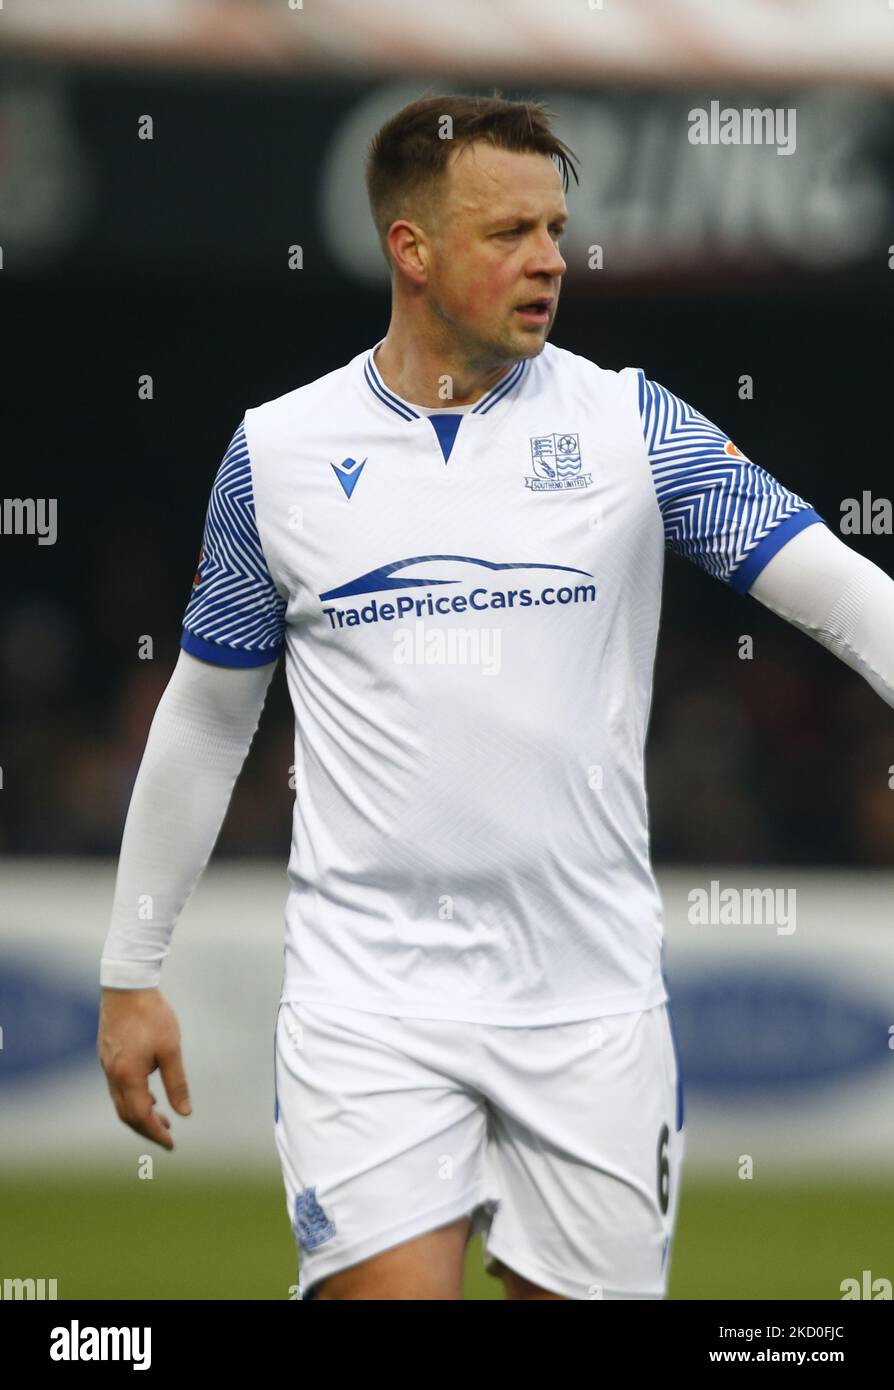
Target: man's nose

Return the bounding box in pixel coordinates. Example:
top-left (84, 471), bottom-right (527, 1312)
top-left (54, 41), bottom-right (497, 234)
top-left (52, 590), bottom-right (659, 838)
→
top-left (532, 231), bottom-right (566, 277)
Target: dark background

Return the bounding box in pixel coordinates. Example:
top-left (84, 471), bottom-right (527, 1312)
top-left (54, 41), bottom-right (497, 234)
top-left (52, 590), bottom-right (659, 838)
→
top-left (4, 64), bottom-right (894, 866)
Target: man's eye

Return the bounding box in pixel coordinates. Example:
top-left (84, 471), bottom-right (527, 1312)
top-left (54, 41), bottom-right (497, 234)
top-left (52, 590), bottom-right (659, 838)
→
top-left (495, 226), bottom-right (566, 240)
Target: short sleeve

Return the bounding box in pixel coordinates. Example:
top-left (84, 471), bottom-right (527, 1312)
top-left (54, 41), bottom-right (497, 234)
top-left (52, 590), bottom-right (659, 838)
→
top-left (180, 421), bottom-right (287, 667)
top-left (638, 373), bottom-right (826, 594)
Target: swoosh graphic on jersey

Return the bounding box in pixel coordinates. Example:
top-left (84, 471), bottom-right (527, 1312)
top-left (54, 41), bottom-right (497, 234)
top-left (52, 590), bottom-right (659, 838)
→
top-left (320, 554), bottom-right (595, 602)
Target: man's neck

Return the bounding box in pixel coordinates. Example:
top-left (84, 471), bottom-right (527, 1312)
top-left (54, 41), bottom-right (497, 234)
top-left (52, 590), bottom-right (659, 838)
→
top-left (373, 330), bottom-right (515, 409)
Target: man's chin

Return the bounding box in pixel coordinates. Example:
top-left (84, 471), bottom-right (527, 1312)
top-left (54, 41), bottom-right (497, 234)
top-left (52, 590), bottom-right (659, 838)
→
top-left (467, 320), bottom-right (552, 368)
top-left (509, 326), bottom-right (550, 358)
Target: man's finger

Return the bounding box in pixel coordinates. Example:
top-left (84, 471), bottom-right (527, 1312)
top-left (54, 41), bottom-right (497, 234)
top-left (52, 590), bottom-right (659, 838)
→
top-left (157, 1045), bottom-right (192, 1116)
top-left (114, 1074), bottom-right (175, 1151)
top-left (146, 1090), bottom-right (171, 1130)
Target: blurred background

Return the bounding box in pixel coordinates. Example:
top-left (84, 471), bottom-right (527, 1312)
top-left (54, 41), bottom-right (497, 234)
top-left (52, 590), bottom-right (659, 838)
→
top-left (1, 0), bottom-right (893, 1301)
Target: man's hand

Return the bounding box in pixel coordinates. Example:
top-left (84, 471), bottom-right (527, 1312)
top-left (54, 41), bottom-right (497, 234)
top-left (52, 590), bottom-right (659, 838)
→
top-left (97, 987), bottom-right (192, 1151)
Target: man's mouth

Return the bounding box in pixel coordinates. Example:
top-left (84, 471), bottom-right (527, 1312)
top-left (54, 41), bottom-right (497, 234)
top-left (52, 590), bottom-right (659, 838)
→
top-left (515, 298), bottom-right (553, 323)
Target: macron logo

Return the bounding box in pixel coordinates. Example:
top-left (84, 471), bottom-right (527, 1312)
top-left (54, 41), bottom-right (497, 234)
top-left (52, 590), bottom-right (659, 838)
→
top-left (331, 456), bottom-right (366, 500)
top-left (50, 1321), bottom-right (151, 1371)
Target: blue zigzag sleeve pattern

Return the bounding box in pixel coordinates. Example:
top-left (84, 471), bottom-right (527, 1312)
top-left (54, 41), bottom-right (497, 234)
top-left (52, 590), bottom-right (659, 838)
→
top-left (638, 373), bottom-right (825, 594)
top-left (180, 421), bottom-right (287, 667)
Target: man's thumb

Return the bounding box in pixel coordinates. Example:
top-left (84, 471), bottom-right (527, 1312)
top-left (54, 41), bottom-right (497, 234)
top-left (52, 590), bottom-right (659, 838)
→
top-left (159, 1047), bottom-right (192, 1115)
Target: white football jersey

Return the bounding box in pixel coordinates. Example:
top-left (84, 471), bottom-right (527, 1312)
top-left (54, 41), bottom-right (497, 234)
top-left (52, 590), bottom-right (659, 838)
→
top-left (181, 340), bottom-right (823, 1024)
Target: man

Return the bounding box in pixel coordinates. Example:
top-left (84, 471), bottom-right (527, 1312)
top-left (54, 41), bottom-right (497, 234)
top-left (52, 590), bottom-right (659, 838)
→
top-left (98, 93), bottom-right (894, 1300)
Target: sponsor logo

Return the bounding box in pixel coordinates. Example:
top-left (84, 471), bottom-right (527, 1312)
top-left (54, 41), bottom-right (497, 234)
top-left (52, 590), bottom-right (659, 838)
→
top-left (318, 554), bottom-right (597, 629)
top-left (672, 971), bottom-right (889, 1093)
top-left (331, 456), bottom-right (367, 500)
top-left (0, 958), bottom-right (97, 1086)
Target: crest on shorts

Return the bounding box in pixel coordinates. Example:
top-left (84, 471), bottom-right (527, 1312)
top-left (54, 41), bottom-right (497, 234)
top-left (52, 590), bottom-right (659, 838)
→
top-left (293, 1187), bottom-right (337, 1250)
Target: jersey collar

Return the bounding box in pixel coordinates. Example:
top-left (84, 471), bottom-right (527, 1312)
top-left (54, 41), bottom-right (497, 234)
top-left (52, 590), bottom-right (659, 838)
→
top-left (363, 339), bottom-right (530, 423)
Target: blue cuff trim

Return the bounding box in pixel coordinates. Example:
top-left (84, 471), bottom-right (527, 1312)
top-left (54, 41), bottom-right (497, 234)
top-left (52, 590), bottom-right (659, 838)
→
top-left (180, 628), bottom-right (282, 668)
top-left (729, 507), bottom-right (826, 595)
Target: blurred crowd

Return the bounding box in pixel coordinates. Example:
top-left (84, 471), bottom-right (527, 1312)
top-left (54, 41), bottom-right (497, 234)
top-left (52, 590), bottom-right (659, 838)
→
top-left (2, 553), bottom-right (893, 865)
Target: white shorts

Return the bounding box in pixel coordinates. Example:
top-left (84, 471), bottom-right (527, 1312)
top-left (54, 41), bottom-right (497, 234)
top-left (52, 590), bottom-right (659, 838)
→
top-left (273, 999), bottom-right (685, 1300)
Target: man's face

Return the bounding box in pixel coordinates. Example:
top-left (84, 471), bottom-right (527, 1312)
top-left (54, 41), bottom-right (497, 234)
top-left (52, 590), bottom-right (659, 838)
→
top-left (423, 142), bottom-right (568, 364)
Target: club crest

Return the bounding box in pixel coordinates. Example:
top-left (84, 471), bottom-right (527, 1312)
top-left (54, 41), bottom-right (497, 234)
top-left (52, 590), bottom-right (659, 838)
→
top-left (526, 433), bottom-right (592, 491)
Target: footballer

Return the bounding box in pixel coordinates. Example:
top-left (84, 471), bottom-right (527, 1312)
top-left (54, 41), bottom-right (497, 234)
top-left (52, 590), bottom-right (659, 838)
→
top-left (98, 93), bottom-right (894, 1300)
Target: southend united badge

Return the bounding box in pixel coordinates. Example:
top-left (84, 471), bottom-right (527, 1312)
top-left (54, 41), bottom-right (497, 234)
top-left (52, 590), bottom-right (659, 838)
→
top-left (525, 432), bottom-right (592, 491)
top-left (293, 1187), bottom-right (337, 1251)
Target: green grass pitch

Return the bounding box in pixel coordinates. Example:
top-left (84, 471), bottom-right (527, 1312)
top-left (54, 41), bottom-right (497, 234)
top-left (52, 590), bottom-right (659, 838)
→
top-left (2, 1171), bottom-right (891, 1299)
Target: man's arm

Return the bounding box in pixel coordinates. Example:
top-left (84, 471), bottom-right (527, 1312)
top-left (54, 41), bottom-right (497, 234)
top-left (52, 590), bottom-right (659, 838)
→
top-left (95, 650), bottom-right (273, 1150)
top-left (747, 522), bottom-right (894, 708)
top-left (99, 416), bottom-right (287, 1149)
top-left (101, 648), bottom-right (277, 987)
top-left (98, 649), bottom-right (277, 1150)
